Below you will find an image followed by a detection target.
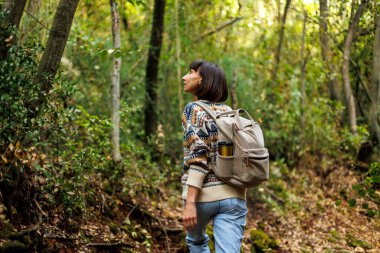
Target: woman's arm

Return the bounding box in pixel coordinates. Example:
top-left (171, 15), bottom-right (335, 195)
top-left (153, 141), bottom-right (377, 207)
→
top-left (182, 185), bottom-right (200, 230)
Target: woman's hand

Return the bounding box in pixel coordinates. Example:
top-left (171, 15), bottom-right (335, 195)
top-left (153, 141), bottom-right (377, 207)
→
top-left (183, 201), bottom-right (197, 230)
top-left (183, 185), bottom-right (200, 230)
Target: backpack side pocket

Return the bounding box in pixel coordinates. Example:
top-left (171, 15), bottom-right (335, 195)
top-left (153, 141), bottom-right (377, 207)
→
top-left (239, 148), bottom-right (269, 185)
top-left (215, 154), bottom-right (234, 179)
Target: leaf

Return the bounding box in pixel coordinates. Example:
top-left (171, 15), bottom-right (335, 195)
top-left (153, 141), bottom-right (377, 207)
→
top-left (8, 143), bottom-right (14, 151)
top-left (4, 35), bottom-right (13, 46)
top-left (348, 199), bottom-right (356, 207)
top-left (1, 155), bottom-right (7, 163)
top-left (369, 176), bottom-right (380, 184)
top-left (15, 149), bottom-right (25, 159)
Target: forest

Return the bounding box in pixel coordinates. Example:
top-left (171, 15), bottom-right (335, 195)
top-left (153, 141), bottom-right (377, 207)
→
top-left (0, 0), bottom-right (379, 252)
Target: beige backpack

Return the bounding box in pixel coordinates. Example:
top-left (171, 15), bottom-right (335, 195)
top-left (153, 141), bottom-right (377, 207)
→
top-left (195, 101), bottom-right (269, 188)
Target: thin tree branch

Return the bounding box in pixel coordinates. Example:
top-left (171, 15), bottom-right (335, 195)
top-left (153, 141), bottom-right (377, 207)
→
top-left (196, 17), bottom-right (243, 42)
top-left (23, 9), bottom-right (50, 30)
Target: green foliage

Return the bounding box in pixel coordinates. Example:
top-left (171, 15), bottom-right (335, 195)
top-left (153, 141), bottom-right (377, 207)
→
top-left (345, 233), bottom-right (372, 249)
top-left (0, 26), bottom-right (43, 146)
top-left (121, 218), bottom-right (153, 251)
top-left (127, 0), bottom-right (147, 8)
top-left (327, 229), bottom-right (342, 243)
top-left (250, 229), bottom-right (279, 253)
top-left (256, 160), bottom-right (300, 213)
top-left (39, 106), bottom-right (113, 216)
top-left (36, 103), bottom-right (163, 217)
top-left (350, 162), bottom-right (380, 218)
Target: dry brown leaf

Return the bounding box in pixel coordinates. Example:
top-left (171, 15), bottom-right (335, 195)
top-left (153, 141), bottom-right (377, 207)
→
top-left (8, 143), bottom-right (14, 151)
top-left (1, 155), bottom-right (8, 163)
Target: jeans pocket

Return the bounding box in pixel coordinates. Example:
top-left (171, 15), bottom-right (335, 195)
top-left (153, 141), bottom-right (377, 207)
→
top-left (222, 198), bottom-right (247, 215)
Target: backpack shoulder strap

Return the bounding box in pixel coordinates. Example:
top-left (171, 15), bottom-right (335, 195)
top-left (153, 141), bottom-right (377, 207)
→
top-left (194, 101), bottom-right (217, 120)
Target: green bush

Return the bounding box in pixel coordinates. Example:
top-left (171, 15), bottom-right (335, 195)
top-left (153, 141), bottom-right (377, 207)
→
top-left (350, 162), bottom-right (380, 218)
top-left (263, 95), bottom-right (369, 164)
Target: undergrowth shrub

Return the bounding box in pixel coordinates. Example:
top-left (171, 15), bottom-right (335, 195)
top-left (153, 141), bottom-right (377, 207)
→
top-left (0, 10), bottom-right (163, 221)
top-left (38, 105), bottom-right (163, 217)
top-left (264, 96), bottom-right (369, 165)
top-left (349, 162), bottom-right (380, 218)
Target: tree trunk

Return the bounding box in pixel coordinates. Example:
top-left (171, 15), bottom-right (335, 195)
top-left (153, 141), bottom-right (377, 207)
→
top-left (110, 0), bottom-right (122, 162)
top-left (175, 0), bottom-right (183, 115)
top-left (35, 0), bottom-right (79, 95)
top-left (1, 0), bottom-right (27, 29)
top-left (300, 9), bottom-right (308, 130)
top-left (271, 0), bottom-right (292, 85)
top-left (319, 0), bottom-right (340, 101)
top-left (0, 0), bottom-right (27, 60)
top-left (144, 0), bottom-right (166, 138)
top-left (230, 71), bottom-right (238, 110)
top-left (370, 14), bottom-right (380, 147)
top-left (342, 0), bottom-right (368, 134)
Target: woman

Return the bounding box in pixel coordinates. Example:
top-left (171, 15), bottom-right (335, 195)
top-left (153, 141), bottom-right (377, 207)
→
top-left (181, 59), bottom-right (247, 253)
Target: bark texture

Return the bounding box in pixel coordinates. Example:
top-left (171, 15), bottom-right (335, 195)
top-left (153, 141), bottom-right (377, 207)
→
top-left (36, 0), bottom-right (79, 94)
top-left (342, 0), bottom-right (368, 134)
top-left (0, 0), bottom-right (27, 60)
top-left (1, 0), bottom-right (27, 29)
top-left (370, 14), bottom-right (380, 147)
top-left (144, 0), bottom-right (166, 138)
top-left (110, 0), bottom-right (122, 162)
top-left (319, 0), bottom-right (340, 101)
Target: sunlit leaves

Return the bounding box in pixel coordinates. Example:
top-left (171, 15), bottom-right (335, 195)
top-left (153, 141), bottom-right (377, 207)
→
top-left (127, 0), bottom-right (147, 8)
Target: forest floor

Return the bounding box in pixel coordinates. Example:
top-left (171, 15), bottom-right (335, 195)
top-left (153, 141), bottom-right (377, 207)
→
top-left (243, 158), bottom-right (380, 253)
top-left (1, 157), bottom-right (379, 253)
top-left (71, 157), bottom-right (379, 252)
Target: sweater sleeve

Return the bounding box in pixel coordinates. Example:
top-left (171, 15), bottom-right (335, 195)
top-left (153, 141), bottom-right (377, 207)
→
top-left (182, 102), bottom-right (210, 189)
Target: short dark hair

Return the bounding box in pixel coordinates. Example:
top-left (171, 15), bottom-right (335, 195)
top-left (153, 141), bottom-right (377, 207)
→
top-left (189, 59), bottom-right (228, 102)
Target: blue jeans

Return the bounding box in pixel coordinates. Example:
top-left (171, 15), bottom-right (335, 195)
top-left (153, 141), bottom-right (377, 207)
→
top-left (186, 198), bottom-right (248, 253)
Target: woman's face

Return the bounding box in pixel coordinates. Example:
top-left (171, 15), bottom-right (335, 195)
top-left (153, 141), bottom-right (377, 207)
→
top-left (182, 69), bottom-right (202, 95)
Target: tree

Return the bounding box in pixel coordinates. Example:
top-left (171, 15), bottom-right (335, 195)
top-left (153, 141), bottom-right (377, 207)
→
top-left (370, 13), bottom-right (380, 148)
top-left (319, 0), bottom-right (340, 101)
top-left (144, 0), bottom-right (166, 138)
top-left (230, 71), bottom-right (238, 110)
top-left (300, 9), bottom-right (308, 130)
top-left (110, 0), bottom-right (122, 162)
top-left (271, 0), bottom-right (292, 86)
top-left (34, 0), bottom-right (79, 112)
top-left (0, 0), bottom-right (27, 60)
top-left (175, 0), bottom-right (183, 115)
top-left (342, 0), bottom-right (369, 134)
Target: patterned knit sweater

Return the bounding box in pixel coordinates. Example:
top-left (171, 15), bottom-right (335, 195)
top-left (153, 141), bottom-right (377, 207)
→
top-left (181, 100), bottom-right (246, 202)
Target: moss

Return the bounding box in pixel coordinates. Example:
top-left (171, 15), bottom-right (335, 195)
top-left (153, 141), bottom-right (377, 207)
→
top-left (345, 233), bottom-right (372, 249)
top-left (109, 222), bottom-right (120, 234)
top-left (206, 224), bottom-right (215, 251)
top-left (327, 229), bottom-right (341, 243)
top-left (250, 229), bottom-right (279, 253)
